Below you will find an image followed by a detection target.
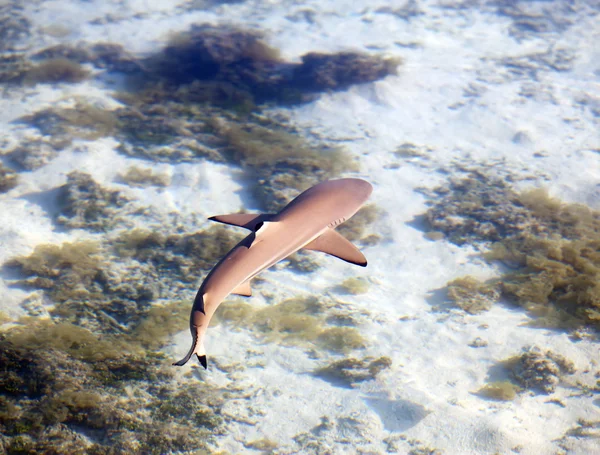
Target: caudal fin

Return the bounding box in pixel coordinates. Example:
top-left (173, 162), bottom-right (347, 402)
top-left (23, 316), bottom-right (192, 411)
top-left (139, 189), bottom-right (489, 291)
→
top-left (173, 332), bottom-right (206, 367)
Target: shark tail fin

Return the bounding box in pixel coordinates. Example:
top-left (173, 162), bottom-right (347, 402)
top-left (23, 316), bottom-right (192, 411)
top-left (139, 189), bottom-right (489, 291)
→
top-left (173, 331), bottom-right (206, 367)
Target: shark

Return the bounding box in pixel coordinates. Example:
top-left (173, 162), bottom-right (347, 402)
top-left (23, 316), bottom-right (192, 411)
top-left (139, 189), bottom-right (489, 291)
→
top-left (173, 178), bottom-right (373, 368)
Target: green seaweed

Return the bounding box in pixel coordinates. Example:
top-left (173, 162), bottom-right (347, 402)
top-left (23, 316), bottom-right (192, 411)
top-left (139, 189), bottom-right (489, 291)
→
top-left (446, 276), bottom-right (500, 314)
top-left (5, 223), bottom-right (241, 336)
top-left (254, 297), bottom-right (325, 344)
top-left (7, 240), bottom-right (102, 299)
top-left (5, 138), bottom-right (66, 171)
top-left (211, 301), bottom-right (254, 328)
top-left (113, 225), bottom-right (242, 283)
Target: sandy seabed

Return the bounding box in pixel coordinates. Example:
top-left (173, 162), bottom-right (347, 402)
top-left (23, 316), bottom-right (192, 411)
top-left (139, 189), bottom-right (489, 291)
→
top-left (1, 0), bottom-right (599, 454)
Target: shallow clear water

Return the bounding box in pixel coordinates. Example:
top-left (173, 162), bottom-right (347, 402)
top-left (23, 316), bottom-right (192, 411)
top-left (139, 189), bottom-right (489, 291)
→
top-left (0, 1), bottom-right (599, 454)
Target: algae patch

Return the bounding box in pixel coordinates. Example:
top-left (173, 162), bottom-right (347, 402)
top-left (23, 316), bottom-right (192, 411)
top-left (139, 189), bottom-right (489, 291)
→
top-left (427, 173), bottom-right (600, 331)
top-left (21, 58), bottom-right (90, 85)
top-left (476, 345), bottom-right (576, 402)
top-left (0, 331), bottom-right (224, 454)
top-left (0, 163), bottom-right (18, 193)
top-left (214, 296), bottom-right (367, 354)
top-left (57, 171), bottom-right (129, 232)
top-left (507, 346), bottom-right (576, 394)
top-left (335, 277), bottom-right (370, 295)
top-left (314, 356), bottom-right (392, 388)
top-left (446, 276), bottom-right (500, 314)
top-left (117, 165), bottom-right (171, 187)
top-left (476, 381), bottom-right (521, 401)
top-left (0, 226), bottom-right (240, 453)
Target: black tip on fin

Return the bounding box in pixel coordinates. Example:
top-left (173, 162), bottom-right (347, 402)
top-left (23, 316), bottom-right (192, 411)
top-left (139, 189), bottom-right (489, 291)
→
top-left (197, 354), bottom-right (207, 369)
top-left (172, 356), bottom-right (190, 367)
top-left (359, 260), bottom-right (367, 267)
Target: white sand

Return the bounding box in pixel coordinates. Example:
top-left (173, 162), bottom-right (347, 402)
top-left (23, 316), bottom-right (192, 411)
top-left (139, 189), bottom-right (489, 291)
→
top-left (1, 0), bottom-right (599, 454)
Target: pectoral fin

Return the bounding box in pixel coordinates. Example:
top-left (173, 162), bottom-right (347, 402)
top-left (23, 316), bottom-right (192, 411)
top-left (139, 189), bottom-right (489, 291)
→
top-left (304, 228), bottom-right (368, 267)
top-left (231, 280), bottom-right (252, 297)
top-left (208, 213), bottom-right (275, 231)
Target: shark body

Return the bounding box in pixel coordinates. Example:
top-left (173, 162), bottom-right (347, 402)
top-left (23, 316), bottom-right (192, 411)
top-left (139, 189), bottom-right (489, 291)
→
top-left (173, 178), bottom-right (373, 368)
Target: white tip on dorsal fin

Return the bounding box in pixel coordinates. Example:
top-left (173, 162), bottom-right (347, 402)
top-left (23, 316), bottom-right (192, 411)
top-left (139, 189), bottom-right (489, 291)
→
top-left (231, 280), bottom-right (252, 297)
top-left (303, 228), bottom-right (368, 267)
top-left (208, 213), bottom-right (275, 231)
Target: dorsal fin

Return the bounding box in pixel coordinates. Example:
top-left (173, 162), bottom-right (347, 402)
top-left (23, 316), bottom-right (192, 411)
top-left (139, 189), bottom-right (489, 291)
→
top-left (231, 280), bottom-right (252, 297)
top-left (303, 228), bottom-right (367, 267)
top-left (208, 213), bottom-right (275, 231)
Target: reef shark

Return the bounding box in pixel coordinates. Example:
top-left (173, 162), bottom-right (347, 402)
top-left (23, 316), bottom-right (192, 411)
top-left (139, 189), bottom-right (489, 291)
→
top-left (173, 178), bottom-right (373, 368)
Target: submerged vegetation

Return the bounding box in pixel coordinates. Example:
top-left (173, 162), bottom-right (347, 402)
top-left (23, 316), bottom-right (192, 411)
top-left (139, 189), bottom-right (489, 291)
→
top-left (117, 165), bottom-right (171, 187)
top-left (476, 345), bottom-right (576, 402)
top-left (1, 221), bottom-right (371, 451)
top-left (336, 277), bottom-right (370, 295)
top-left (5, 223), bottom-right (242, 334)
top-left (22, 58), bottom-right (90, 85)
top-left (506, 346), bottom-right (576, 394)
top-left (0, 163), bottom-right (18, 193)
top-left (0, 329), bottom-right (224, 454)
top-left (428, 173), bottom-right (600, 332)
top-left (57, 171), bottom-right (129, 232)
top-left (476, 381), bottom-right (521, 401)
top-left (0, 222), bottom-right (246, 452)
top-left (9, 23), bottom-right (393, 219)
top-left (0, 19), bottom-right (391, 453)
top-left (446, 276), bottom-right (500, 314)
top-left (214, 296), bottom-right (367, 354)
top-left (314, 356), bottom-right (392, 387)
top-left (138, 24), bottom-right (399, 106)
